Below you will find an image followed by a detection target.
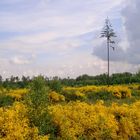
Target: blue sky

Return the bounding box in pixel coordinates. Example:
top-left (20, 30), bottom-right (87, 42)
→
top-left (0, 0), bottom-right (140, 78)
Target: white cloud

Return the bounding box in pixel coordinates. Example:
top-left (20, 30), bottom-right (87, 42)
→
top-left (1, 0), bottom-right (138, 78)
top-left (10, 55), bottom-right (33, 65)
top-left (0, 0), bottom-right (123, 33)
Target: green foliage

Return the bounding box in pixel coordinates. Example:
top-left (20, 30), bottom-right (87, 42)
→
top-left (0, 71), bottom-right (140, 89)
top-left (48, 79), bottom-right (62, 93)
top-left (87, 90), bottom-right (113, 102)
top-left (131, 88), bottom-right (140, 98)
top-left (25, 76), bottom-right (56, 136)
top-left (0, 94), bottom-right (14, 107)
top-left (0, 88), bottom-right (14, 107)
top-left (62, 90), bottom-right (86, 102)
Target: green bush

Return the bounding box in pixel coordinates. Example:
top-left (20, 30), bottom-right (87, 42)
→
top-left (0, 88), bottom-right (14, 107)
top-left (87, 90), bottom-right (114, 102)
top-left (25, 76), bottom-right (57, 136)
top-left (0, 94), bottom-right (14, 107)
top-left (48, 80), bottom-right (62, 93)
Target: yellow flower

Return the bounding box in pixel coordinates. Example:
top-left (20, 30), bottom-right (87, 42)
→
top-left (49, 91), bottom-right (65, 103)
top-left (7, 89), bottom-right (28, 101)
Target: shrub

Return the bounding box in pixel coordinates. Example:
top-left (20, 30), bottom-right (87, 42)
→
top-left (87, 90), bottom-right (113, 102)
top-left (49, 101), bottom-right (118, 139)
top-left (106, 86), bottom-right (131, 99)
top-left (49, 91), bottom-right (65, 103)
top-left (62, 90), bottom-right (86, 102)
top-left (48, 80), bottom-right (62, 93)
top-left (119, 87), bottom-right (131, 98)
top-left (0, 95), bottom-right (14, 107)
top-left (0, 89), bottom-right (14, 107)
top-left (0, 102), bottom-right (49, 140)
top-left (25, 76), bottom-right (56, 136)
top-left (49, 101), bottom-right (140, 139)
top-left (8, 89), bottom-right (28, 101)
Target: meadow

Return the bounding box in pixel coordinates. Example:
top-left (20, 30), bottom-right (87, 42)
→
top-left (0, 76), bottom-right (140, 140)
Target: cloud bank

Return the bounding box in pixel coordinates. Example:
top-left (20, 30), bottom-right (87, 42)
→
top-left (0, 0), bottom-right (139, 78)
top-left (93, 0), bottom-right (140, 66)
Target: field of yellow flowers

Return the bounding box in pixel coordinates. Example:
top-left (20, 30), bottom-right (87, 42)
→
top-left (0, 84), bottom-right (140, 139)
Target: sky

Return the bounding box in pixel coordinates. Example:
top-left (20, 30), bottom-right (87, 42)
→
top-left (0, 0), bottom-right (140, 78)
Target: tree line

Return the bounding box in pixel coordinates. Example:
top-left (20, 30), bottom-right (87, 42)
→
top-left (0, 71), bottom-right (139, 89)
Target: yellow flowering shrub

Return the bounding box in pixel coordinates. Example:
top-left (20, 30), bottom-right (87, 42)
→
top-left (75, 91), bottom-right (85, 98)
top-left (119, 87), bottom-right (131, 98)
top-left (110, 88), bottom-right (122, 99)
top-left (38, 135), bottom-right (50, 140)
top-left (49, 100), bottom-right (140, 140)
top-left (63, 86), bottom-right (98, 93)
top-left (63, 85), bottom-right (132, 100)
top-left (0, 102), bottom-right (49, 140)
top-left (49, 101), bottom-right (118, 139)
top-left (0, 84), bottom-right (139, 139)
top-left (62, 90), bottom-right (87, 101)
top-left (128, 84), bottom-right (140, 90)
top-left (110, 102), bottom-right (140, 139)
top-left (49, 91), bottom-right (65, 103)
top-left (7, 89), bottom-right (28, 101)
top-left (107, 86), bottom-right (131, 99)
